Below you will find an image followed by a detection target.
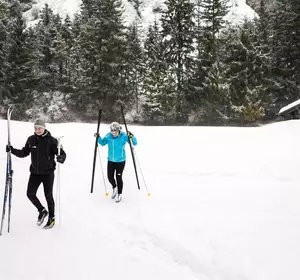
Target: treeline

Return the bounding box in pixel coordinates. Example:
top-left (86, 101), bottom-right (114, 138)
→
top-left (0, 0), bottom-right (299, 125)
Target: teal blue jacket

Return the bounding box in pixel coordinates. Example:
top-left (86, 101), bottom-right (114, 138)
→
top-left (97, 131), bottom-right (137, 162)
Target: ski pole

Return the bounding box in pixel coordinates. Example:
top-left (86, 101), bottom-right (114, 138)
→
top-left (7, 155), bottom-right (13, 232)
top-left (97, 147), bottom-right (108, 196)
top-left (91, 109), bottom-right (102, 193)
top-left (133, 148), bottom-right (151, 196)
top-left (120, 107), bottom-right (140, 190)
top-left (56, 136), bottom-right (63, 226)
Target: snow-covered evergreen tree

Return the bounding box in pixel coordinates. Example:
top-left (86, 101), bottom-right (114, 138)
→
top-left (75, 0), bottom-right (128, 117)
top-left (161, 0), bottom-right (195, 122)
top-left (199, 0), bottom-right (230, 121)
top-left (3, 1), bottom-right (37, 118)
top-left (124, 19), bottom-right (145, 116)
top-left (223, 21), bottom-right (271, 122)
top-left (0, 0), bottom-right (9, 108)
top-left (143, 21), bottom-right (176, 124)
top-left (269, 0), bottom-right (300, 109)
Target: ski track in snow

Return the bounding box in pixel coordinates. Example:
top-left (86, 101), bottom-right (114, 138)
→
top-left (113, 207), bottom-right (252, 280)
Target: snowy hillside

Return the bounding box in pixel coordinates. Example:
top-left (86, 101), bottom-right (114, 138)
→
top-left (23, 0), bottom-right (256, 32)
top-left (0, 119), bottom-right (300, 280)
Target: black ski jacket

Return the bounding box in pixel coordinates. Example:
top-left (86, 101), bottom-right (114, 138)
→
top-left (11, 130), bottom-right (66, 175)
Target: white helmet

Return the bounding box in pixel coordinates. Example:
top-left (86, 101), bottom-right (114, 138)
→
top-left (110, 122), bottom-right (121, 131)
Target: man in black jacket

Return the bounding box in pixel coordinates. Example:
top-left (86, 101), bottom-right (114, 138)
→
top-left (6, 119), bottom-right (66, 229)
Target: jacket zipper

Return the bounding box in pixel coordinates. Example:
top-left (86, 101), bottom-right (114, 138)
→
top-left (112, 139), bottom-right (115, 161)
top-left (36, 137), bottom-right (39, 174)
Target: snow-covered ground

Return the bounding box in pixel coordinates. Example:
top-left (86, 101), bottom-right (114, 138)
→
top-left (23, 0), bottom-right (256, 32)
top-left (0, 118), bottom-right (299, 280)
top-left (23, 0), bottom-right (82, 20)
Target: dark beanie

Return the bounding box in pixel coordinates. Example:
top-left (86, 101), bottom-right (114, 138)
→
top-left (34, 119), bottom-right (46, 129)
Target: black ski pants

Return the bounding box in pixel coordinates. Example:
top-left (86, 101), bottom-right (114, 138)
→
top-left (107, 161), bottom-right (126, 194)
top-left (27, 172), bottom-right (55, 218)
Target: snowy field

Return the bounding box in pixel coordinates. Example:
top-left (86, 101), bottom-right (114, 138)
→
top-left (0, 119), bottom-right (300, 280)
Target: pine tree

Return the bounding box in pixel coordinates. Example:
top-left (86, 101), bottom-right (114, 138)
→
top-left (55, 15), bottom-right (74, 91)
top-left (124, 19), bottom-right (145, 115)
top-left (270, 0), bottom-right (300, 109)
top-left (95, 0), bottom-right (128, 114)
top-left (142, 21), bottom-right (177, 123)
top-left (161, 0), bottom-right (195, 122)
top-left (4, 1), bottom-right (37, 117)
top-left (201, 0), bottom-right (229, 59)
top-left (252, 0), bottom-right (274, 117)
top-left (80, 0), bottom-right (97, 20)
top-left (0, 1), bottom-right (9, 104)
top-left (35, 4), bottom-right (61, 91)
top-left (76, 0), bottom-right (128, 117)
top-left (199, 0), bottom-right (230, 121)
top-left (223, 21), bottom-right (270, 123)
top-left (187, 0), bottom-right (207, 122)
top-left (286, 0), bottom-right (300, 92)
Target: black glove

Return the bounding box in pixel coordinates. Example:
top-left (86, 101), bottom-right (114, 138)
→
top-left (94, 133), bottom-right (100, 138)
top-left (127, 131), bottom-right (133, 138)
top-left (6, 145), bottom-right (13, 153)
top-left (57, 155), bottom-right (64, 164)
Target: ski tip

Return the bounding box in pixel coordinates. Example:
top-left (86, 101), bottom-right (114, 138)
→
top-left (147, 193), bottom-right (151, 197)
top-left (105, 193), bottom-right (109, 197)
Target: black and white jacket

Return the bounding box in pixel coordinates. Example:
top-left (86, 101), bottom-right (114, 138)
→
top-left (11, 130), bottom-right (66, 175)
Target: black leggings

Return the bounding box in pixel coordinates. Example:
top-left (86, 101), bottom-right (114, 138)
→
top-left (107, 161), bottom-right (126, 194)
top-left (27, 173), bottom-right (55, 218)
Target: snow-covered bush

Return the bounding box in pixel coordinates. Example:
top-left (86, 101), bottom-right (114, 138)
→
top-left (25, 91), bottom-right (73, 122)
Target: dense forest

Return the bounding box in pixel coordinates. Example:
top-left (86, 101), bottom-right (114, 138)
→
top-left (0, 0), bottom-right (299, 125)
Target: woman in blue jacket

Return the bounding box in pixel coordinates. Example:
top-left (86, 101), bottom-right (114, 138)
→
top-left (97, 122), bottom-right (137, 202)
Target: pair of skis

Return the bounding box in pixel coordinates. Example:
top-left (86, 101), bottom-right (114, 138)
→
top-left (0, 107), bottom-right (14, 235)
top-left (90, 107), bottom-right (141, 194)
